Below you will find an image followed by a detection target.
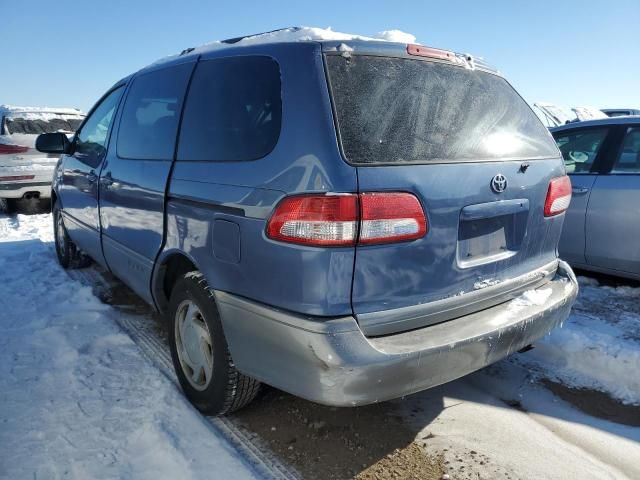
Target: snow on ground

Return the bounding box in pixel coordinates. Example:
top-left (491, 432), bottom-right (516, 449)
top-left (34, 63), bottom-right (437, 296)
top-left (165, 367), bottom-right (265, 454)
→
top-left (0, 214), bottom-right (259, 480)
top-left (515, 276), bottom-right (640, 405)
top-left (405, 367), bottom-right (640, 480)
top-left (401, 276), bottom-right (640, 479)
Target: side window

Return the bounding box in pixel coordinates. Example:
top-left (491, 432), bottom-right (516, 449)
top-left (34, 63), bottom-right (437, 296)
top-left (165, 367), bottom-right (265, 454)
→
top-left (75, 86), bottom-right (124, 166)
top-left (612, 127), bottom-right (640, 174)
top-left (553, 128), bottom-right (609, 174)
top-left (117, 63), bottom-right (192, 160)
top-left (177, 56), bottom-right (282, 162)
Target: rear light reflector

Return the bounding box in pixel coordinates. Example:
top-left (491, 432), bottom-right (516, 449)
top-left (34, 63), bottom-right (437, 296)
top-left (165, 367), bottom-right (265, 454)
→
top-left (266, 194), bottom-right (358, 246)
top-left (267, 192), bottom-right (428, 246)
top-left (359, 193), bottom-right (427, 244)
top-left (544, 176), bottom-right (572, 217)
top-left (0, 143), bottom-right (30, 155)
top-left (0, 175), bottom-right (35, 182)
top-left (407, 44), bottom-right (456, 62)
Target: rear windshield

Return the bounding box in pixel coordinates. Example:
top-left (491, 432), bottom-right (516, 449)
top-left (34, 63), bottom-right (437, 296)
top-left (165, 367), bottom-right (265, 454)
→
top-left (325, 55), bottom-right (558, 164)
top-left (4, 116), bottom-right (83, 135)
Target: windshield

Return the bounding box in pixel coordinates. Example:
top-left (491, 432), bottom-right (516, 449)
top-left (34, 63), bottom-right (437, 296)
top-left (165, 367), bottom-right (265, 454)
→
top-left (4, 116), bottom-right (84, 135)
top-left (326, 55), bottom-right (558, 164)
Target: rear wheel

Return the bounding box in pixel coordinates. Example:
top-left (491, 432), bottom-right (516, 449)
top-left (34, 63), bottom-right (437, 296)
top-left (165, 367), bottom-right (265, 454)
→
top-left (168, 272), bottom-right (260, 415)
top-left (53, 201), bottom-right (91, 269)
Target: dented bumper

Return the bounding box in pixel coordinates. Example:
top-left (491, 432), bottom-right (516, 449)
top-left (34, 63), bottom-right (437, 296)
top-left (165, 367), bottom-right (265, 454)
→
top-left (216, 260), bottom-right (578, 407)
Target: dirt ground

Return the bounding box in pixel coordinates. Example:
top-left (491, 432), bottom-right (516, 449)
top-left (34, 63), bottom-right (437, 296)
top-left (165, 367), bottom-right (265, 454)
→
top-left (233, 388), bottom-right (444, 480)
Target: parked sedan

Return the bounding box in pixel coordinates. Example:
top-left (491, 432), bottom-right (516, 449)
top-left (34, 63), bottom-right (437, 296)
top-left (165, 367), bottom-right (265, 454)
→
top-left (552, 117), bottom-right (640, 280)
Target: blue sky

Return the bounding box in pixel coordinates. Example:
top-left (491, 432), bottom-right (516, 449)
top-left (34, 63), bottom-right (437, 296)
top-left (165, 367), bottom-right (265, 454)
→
top-left (2, 0), bottom-right (638, 112)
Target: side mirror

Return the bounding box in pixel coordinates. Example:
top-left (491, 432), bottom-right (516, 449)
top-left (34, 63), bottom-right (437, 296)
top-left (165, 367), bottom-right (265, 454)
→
top-left (35, 132), bottom-right (71, 154)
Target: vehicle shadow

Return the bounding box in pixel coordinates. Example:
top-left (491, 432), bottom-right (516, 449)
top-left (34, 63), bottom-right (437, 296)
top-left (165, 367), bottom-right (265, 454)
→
top-left (1, 197), bottom-right (51, 215)
top-left (233, 386), bottom-right (445, 479)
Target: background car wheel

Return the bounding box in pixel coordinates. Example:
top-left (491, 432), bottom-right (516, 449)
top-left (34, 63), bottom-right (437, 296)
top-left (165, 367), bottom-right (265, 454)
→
top-left (0, 198), bottom-right (15, 214)
top-left (52, 201), bottom-right (92, 269)
top-left (168, 272), bottom-right (260, 415)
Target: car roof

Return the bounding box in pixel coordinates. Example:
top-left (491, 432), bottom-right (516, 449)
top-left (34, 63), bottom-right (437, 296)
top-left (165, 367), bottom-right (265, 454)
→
top-left (144, 26), bottom-right (498, 76)
top-left (550, 115), bottom-right (640, 133)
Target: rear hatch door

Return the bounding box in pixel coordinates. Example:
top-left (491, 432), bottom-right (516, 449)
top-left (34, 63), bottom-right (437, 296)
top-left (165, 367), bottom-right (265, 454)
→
top-left (325, 50), bottom-right (566, 336)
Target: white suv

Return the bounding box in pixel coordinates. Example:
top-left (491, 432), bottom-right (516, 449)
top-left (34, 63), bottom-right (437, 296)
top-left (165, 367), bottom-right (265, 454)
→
top-left (0, 105), bottom-right (84, 205)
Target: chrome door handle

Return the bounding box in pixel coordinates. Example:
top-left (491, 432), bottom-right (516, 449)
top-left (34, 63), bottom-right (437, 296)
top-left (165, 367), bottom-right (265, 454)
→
top-left (572, 187), bottom-right (589, 195)
top-left (87, 171), bottom-right (98, 183)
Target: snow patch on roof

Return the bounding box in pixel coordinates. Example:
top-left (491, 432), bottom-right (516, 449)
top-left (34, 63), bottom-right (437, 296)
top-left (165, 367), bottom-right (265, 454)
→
top-left (337, 43), bottom-right (354, 52)
top-left (233, 26), bottom-right (417, 45)
top-left (572, 106), bottom-right (608, 122)
top-left (2, 112), bottom-right (85, 122)
top-left (534, 102), bottom-right (573, 126)
top-left (187, 26), bottom-right (419, 57)
top-left (0, 105), bottom-right (84, 116)
top-left (374, 29), bottom-right (417, 44)
top-left (153, 26), bottom-right (419, 68)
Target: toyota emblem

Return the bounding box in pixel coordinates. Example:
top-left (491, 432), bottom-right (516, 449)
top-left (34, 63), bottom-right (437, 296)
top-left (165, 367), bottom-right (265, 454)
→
top-left (491, 174), bottom-right (507, 193)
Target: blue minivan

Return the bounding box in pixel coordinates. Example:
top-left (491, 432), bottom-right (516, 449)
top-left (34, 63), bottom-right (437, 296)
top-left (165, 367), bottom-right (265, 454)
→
top-left (36, 31), bottom-right (578, 415)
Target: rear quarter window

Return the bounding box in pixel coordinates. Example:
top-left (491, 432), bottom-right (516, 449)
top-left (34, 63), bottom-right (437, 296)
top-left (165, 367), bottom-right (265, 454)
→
top-left (326, 55), bottom-right (559, 164)
top-left (117, 63), bottom-right (193, 160)
top-left (177, 56), bottom-right (281, 162)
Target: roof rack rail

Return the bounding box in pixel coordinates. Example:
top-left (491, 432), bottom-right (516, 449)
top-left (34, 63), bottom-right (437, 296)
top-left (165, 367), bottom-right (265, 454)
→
top-left (220, 26), bottom-right (300, 44)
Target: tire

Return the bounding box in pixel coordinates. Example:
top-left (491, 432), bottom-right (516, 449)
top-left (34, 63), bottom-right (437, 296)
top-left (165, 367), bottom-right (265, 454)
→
top-left (0, 198), bottom-right (14, 214)
top-left (52, 201), bottom-right (92, 269)
top-left (168, 272), bottom-right (260, 415)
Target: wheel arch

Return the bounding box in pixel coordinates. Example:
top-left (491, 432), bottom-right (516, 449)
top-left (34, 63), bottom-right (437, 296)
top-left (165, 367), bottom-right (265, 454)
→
top-left (51, 189), bottom-right (58, 208)
top-left (152, 249), bottom-right (201, 314)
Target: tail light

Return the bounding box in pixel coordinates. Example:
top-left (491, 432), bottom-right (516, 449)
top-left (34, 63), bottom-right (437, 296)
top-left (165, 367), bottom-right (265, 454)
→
top-left (266, 192), bottom-right (427, 246)
top-left (544, 176), bottom-right (572, 217)
top-left (359, 193), bottom-right (427, 244)
top-left (0, 175), bottom-right (35, 182)
top-left (0, 143), bottom-right (30, 155)
top-left (266, 194), bottom-right (357, 246)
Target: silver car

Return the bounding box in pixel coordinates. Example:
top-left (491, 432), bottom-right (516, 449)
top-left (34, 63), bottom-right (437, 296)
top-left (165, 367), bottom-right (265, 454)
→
top-left (0, 105), bottom-right (85, 204)
top-left (552, 117), bottom-right (640, 280)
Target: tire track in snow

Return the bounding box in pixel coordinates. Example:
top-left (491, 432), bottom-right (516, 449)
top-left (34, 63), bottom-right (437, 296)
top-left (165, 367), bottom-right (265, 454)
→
top-left (68, 268), bottom-right (300, 480)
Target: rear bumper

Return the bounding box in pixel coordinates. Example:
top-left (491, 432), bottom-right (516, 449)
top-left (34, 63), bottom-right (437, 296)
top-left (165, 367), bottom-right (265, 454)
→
top-left (216, 260), bottom-right (578, 406)
top-left (0, 162), bottom-right (54, 198)
top-left (0, 181), bottom-right (51, 198)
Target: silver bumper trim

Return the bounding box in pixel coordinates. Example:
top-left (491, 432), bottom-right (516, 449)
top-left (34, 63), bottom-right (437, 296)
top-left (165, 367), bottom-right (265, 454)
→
top-left (215, 260), bottom-right (578, 407)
